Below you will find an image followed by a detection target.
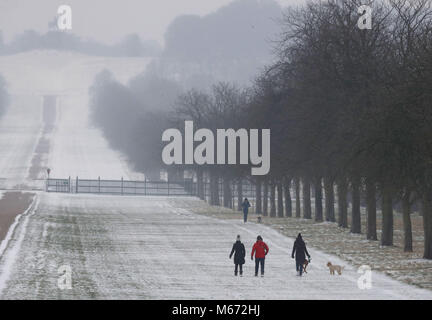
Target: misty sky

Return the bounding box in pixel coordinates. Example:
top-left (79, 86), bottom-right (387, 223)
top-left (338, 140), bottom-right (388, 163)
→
top-left (0, 0), bottom-right (303, 44)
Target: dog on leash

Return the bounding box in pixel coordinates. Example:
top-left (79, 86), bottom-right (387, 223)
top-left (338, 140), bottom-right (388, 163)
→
top-left (303, 259), bottom-right (310, 273)
top-left (327, 262), bottom-right (344, 275)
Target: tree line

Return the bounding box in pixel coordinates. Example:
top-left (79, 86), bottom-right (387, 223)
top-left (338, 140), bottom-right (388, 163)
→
top-left (0, 74), bottom-right (8, 118)
top-left (0, 30), bottom-right (160, 57)
top-left (90, 0), bottom-right (432, 259)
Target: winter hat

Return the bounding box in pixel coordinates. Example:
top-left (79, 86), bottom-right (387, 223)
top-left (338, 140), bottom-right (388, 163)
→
top-left (257, 235), bottom-right (263, 241)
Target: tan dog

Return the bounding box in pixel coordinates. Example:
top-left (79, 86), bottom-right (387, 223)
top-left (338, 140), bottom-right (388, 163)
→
top-left (327, 262), bottom-right (344, 275)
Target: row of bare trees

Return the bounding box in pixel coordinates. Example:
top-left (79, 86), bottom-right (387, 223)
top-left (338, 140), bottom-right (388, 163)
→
top-left (167, 0), bottom-right (432, 259)
top-left (89, 0), bottom-right (432, 259)
top-left (171, 83), bottom-right (252, 208)
top-left (0, 74), bottom-right (8, 118)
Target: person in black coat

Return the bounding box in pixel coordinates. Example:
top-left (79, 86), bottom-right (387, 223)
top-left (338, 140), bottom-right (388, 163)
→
top-left (241, 198), bottom-right (251, 223)
top-left (291, 233), bottom-right (311, 276)
top-left (229, 235), bottom-right (246, 276)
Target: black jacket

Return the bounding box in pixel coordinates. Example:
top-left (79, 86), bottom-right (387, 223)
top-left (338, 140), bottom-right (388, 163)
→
top-left (291, 238), bottom-right (310, 263)
top-left (230, 241), bottom-right (246, 265)
top-left (241, 200), bottom-right (251, 213)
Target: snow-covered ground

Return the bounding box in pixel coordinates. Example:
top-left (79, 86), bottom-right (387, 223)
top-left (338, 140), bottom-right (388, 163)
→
top-left (0, 93), bottom-right (42, 189)
top-left (0, 193), bottom-right (430, 299)
top-left (0, 51), bottom-right (149, 184)
top-left (0, 50), bottom-right (431, 299)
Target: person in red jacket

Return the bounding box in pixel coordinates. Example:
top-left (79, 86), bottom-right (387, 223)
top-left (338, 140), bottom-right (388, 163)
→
top-left (251, 235), bottom-right (269, 277)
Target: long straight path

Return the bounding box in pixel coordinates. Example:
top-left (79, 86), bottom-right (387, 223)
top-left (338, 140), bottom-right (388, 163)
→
top-left (0, 193), bottom-right (430, 299)
top-left (0, 51), bottom-right (151, 187)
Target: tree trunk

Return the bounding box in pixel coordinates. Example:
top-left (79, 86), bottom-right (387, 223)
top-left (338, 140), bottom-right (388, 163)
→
top-left (295, 177), bottom-right (301, 218)
top-left (421, 193), bottom-right (432, 259)
top-left (324, 177), bottom-right (335, 222)
top-left (210, 178), bottom-right (215, 205)
top-left (255, 178), bottom-right (262, 214)
top-left (351, 177), bottom-right (361, 234)
top-left (284, 177), bottom-right (292, 217)
top-left (270, 182), bottom-right (276, 217)
top-left (277, 182), bottom-right (284, 217)
top-left (263, 180), bottom-right (268, 217)
top-left (203, 173), bottom-right (208, 202)
top-left (210, 173), bottom-right (220, 206)
top-left (223, 178), bottom-right (232, 208)
top-left (365, 178), bottom-right (377, 240)
top-left (196, 169), bottom-right (204, 200)
top-left (209, 172), bottom-right (215, 205)
top-left (402, 191), bottom-right (413, 252)
top-left (237, 180), bottom-right (243, 211)
top-left (303, 177), bottom-right (312, 219)
top-left (337, 178), bottom-right (348, 228)
top-left (314, 177), bottom-right (323, 222)
top-left (381, 184), bottom-right (393, 246)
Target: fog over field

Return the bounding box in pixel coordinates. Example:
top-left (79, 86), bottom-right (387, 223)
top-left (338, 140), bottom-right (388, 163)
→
top-left (0, 0), bottom-right (301, 43)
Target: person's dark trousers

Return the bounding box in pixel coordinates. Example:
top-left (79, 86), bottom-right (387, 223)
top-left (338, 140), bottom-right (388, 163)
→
top-left (296, 261), bottom-right (303, 276)
top-left (255, 258), bottom-right (265, 276)
top-left (243, 211), bottom-right (248, 223)
top-left (234, 264), bottom-right (243, 276)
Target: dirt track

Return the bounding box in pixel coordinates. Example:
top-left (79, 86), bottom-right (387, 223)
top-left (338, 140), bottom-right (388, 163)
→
top-left (27, 95), bottom-right (56, 180)
top-left (0, 192), bottom-right (35, 241)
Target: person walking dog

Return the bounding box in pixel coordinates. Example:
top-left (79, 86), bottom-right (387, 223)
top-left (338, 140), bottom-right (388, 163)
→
top-left (229, 235), bottom-right (246, 276)
top-left (251, 235), bottom-right (269, 277)
top-left (291, 233), bottom-right (311, 276)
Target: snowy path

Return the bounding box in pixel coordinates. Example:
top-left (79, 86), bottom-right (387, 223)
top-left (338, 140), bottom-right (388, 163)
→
top-left (0, 193), bottom-right (430, 300)
top-left (0, 94), bottom-right (42, 189)
top-left (0, 51), bottom-right (150, 187)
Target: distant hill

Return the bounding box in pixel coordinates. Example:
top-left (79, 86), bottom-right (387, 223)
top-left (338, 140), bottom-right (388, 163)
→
top-left (0, 30), bottom-right (161, 57)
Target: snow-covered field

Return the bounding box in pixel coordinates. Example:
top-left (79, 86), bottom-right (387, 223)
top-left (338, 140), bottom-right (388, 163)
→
top-left (0, 193), bottom-right (430, 299)
top-left (0, 51), bottom-right (431, 299)
top-left (0, 51), bottom-right (148, 185)
top-left (0, 93), bottom-right (42, 189)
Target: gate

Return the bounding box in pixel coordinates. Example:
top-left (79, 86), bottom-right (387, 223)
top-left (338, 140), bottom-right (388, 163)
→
top-left (46, 178), bottom-right (71, 193)
top-left (46, 177), bottom-right (196, 197)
